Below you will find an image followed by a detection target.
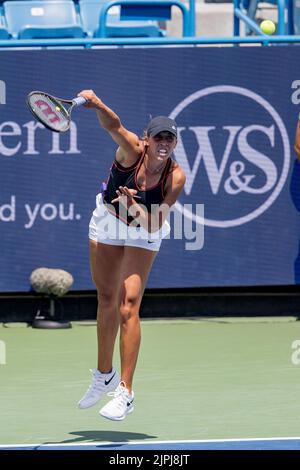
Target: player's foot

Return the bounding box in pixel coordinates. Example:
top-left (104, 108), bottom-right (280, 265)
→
top-left (78, 368), bottom-right (120, 409)
top-left (99, 381), bottom-right (134, 421)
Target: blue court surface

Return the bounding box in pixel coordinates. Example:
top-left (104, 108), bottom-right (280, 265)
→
top-left (1, 438), bottom-right (300, 450)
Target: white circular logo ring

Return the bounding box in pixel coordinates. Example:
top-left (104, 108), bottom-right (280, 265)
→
top-left (170, 85), bottom-right (290, 228)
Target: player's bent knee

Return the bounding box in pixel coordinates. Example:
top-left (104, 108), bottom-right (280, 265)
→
top-left (120, 298), bottom-right (140, 322)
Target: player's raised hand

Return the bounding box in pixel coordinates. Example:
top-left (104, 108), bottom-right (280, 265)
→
top-left (77, 90), bottom-right (102, 109)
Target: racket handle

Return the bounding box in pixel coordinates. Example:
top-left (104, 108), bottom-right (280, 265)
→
top-left (73, 96), bottom-right (87, 107)
top-left (100, 181), bottom-right (107, 195)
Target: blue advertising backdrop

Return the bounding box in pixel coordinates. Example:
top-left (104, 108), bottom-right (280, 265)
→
top-left (1, 46), bottom-right (300, 291)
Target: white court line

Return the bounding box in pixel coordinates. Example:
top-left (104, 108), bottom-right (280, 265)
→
top-left (1, 437), bottom-right (300, 449)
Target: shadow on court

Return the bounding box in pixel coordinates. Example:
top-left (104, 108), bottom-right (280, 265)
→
top-left (44, 431), bottom-right (157, 445)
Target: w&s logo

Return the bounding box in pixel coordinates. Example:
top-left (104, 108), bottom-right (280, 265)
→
top-left (171, 86), bottom-right (290, 228)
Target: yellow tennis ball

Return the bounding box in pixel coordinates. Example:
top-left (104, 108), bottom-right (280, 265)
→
top-left (260, 20), bottom-right (276, 35)
top-left (55, 106), bottom-right (60, 111)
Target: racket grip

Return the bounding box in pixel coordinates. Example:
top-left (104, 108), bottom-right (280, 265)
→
top-left (100, 181), bottom-right (107, 196)
top-left (73, 96), bottom-right (87, 107)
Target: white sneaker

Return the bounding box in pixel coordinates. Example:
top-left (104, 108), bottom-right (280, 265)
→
top-left (78, 368), bottom-right (120, 409)
top-left (99, 381), bottom-right (134, 421)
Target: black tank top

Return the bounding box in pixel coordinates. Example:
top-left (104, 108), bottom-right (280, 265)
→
top-left (103, 147), bottom-right (173, 226)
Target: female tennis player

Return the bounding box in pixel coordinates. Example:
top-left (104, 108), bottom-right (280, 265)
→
top-left (77, 89), bottom-right (186, 421)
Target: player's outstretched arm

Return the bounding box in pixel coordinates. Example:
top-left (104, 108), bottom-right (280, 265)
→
top-left (78, 89), bottom-right (141, 165)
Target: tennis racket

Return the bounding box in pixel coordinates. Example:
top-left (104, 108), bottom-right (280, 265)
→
top-left (26, 91), bottom-right (87, 133)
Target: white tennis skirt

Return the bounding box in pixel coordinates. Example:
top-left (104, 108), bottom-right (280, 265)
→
top-left (88, 193), bottom-right (170, 252)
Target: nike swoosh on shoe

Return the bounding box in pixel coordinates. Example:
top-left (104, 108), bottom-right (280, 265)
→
top-left (104, 372), bottom-right (116, 386)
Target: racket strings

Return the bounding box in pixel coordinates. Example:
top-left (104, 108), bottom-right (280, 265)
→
top-left (28, 93), bottom-right (69, 132)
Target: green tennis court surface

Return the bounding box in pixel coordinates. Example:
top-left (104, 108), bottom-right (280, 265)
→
top-left (1, 318), bottom-right (300, 447)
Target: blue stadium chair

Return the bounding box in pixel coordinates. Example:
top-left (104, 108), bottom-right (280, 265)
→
top-left (233, 0), bottom-right (293, 35)
top-left (96, 0), bottom-right (190, 37)
top-left (293, 0), bottom-right (300, 34)
top-left (3, 0), bottom-right (85, 39)
top-left (79, 0), bottom-right (164, 38)
top-left (0, 23), bottom-right (9, 39)
top-left (0, 9), bottom-right (9, 39)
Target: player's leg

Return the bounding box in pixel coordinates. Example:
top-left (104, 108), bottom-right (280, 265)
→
top-left (89, 240), bottom-right (124, 373)
top-left (78, 240), bottom-right (124, 409)
top-left (118, 246), bottom-right (157, 390)
top-left (99, 246), bottom-right (157, 420)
